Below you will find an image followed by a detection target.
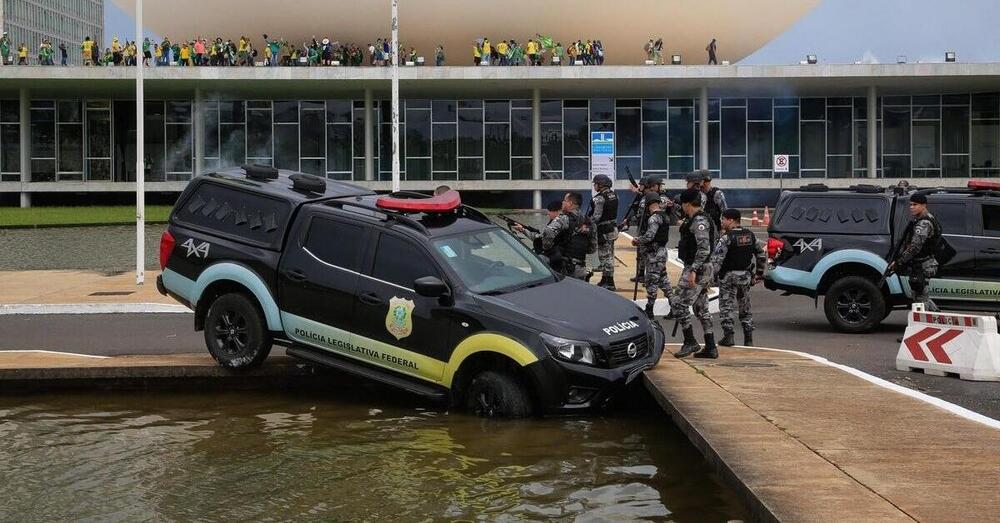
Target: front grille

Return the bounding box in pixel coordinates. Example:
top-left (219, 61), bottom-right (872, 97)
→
top-left (604, 334), bottom-right (649, 368)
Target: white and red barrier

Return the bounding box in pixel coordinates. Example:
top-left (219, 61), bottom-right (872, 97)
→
top-left (896, 304), bottom-right (1000, 381)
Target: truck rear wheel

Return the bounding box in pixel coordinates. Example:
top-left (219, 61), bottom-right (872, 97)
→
top-left (204, 293), bottom-right (272, 369)
top-left (464, 370), bottom-right (533, 418)
top-left (824, 276), bottom-right (886, 333)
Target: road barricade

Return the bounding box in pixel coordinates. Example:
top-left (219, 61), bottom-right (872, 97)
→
top-left (896, 304), bottom-right (1000, 381)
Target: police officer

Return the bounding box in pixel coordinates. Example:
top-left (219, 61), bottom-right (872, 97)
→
top-left (888, 193), bottom-right (942, 312)
top-left (711, 209), bottom-right (766, 347)
top-left (542, 192), bottom-right (596, 280)
top-left (632, 193), bottom-right (676, 318)
top-left (674, 173), bottom-right (707, 219)
top-left (514, 200), bottom-right (563, 268)
top-left (700, 170), bottom-right (727, 231)
top-left (589, 174), bottom-right (620, 290)
top-left (673, 188), bottom-right (717, 359)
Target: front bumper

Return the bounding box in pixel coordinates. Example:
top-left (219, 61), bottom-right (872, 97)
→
top-left (527, 322), bottom-right (665, 414)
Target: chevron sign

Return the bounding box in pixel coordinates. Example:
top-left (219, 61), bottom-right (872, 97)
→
top-left (903, 327), bottom-right (959, 364)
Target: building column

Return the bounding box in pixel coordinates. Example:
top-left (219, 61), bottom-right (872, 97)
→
top-left (867, 86), bottom-right (877, 179)
top-left (194, 87), bottom-right (204, 177)
top-left (364, 88), bottom-right (374, 181)
top-left (699, 86), bottom-right (709, 171)
top-left (19, 87), bottom-right (30, 208)
top-left (532, 87), bottom-right (541, 209)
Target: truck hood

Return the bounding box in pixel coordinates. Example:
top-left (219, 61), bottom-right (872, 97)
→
top-left (474, 277), bottom-right (649, 343)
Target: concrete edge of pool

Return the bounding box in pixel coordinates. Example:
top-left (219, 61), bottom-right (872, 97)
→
top-left (1, 346), bottom-right (998, 522)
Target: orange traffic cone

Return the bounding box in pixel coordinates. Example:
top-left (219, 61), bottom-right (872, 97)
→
top-left (751, 209), bottom-right (760, 226)
top-left (763, 206), bottom-right (771, 227)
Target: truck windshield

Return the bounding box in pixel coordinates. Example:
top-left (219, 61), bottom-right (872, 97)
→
top-left (432, 229), bottom-right (554, 294)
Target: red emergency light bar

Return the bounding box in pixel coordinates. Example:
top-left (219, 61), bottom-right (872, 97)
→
top-left (968, 180), bottom-right (1000, 191)
top-left (375, 190), bottom-right (462, 213)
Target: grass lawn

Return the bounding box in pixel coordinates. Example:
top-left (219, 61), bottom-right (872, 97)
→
top-left (0, 205), bottom-right (174, 227)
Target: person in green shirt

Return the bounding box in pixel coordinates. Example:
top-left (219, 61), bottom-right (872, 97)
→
top-left (142, 37), bottom-right (150, 66)
top-left (160, 38), bottom-right (171, 65)
top-left (0, 32), bottom-right (11, 66)
top-left (553, 43), bottom-right (564, 65)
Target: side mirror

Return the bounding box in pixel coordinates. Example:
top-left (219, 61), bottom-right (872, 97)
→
top-left (414, 276), bottom-right (450, 298)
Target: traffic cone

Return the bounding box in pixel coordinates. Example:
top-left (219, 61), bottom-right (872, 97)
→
top-left (763, 206), bottom-right (771, 227)
top-left (751, 209), bottom-right (760, 227)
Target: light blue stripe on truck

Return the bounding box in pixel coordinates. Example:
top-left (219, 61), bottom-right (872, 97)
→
top-left (161, 264), bottom-right (283, 331)
top-left (769, 249), bottom-right (904, 295)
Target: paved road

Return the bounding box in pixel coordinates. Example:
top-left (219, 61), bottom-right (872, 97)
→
top-left (2, 291), bottom-right (999, 419)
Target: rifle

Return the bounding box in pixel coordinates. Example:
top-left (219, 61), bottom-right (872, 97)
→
top-left (498, 214), bottom-right (544, 254)
top-left (497, 214), bottom-right (540, 235)
top-left (877, 241), bottom-right (900, 289)
top-left (619, 169), bottom-right (644, 230)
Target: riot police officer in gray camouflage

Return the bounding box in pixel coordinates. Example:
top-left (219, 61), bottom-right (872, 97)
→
top-left (542, 192), bottom-right (596, 280)
top-left (888, 192), bottom-right (942, 312)
top-left (589, 174), bottom-right (619, 290)
top-left (673, 188), bottom-right (718, 359)
top-left (711, 208), bottom-right (765, 347)
top-left (632, 193), bottom-right (676, 319)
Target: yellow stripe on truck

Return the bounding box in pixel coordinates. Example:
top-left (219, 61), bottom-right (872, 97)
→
top-left (442, 333), bottom-right (539, 388)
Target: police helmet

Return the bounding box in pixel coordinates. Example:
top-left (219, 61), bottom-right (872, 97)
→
top-left (680, 188), bottom-right (702, 205)
top-left (646, 175), bottom-right (664, 187)
top-left (697, 169), bottom-right (712, 182)
top-left (722, 208), bottom-right (741, 221)
top-left (592, 174), bottom-right (613, 188)
top-left (643, 192), bottom-right (661, 209)
top-left (685, 172), bottom-right (703, 184)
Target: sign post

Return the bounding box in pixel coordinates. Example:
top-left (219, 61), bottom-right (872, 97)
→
top-left (591, 131), bottom-right (615, 189)
top-left (135, 0), bottom-right (145, 286)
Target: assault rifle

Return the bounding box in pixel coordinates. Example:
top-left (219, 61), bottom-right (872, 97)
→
top-left (497, 214), bottom-right (540, 235)
top-left (498, 214), bottom-right (543, 253)
top-left (618, 170), bottom-right (644, 231)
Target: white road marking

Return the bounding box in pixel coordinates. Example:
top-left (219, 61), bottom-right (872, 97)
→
top-left (620, 232), bottom-right (720, 315)
top-left (0, 303), bottom-right (192, 315)
top-left (0, 349), bottom-right (109, 359)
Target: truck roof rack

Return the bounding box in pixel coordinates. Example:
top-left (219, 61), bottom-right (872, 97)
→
top-left (798, 183), bottom-right (829, 192)
top-left (242, 164), bottom-right (279, 181)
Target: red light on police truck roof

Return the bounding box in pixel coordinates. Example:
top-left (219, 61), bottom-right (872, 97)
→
top-left (968, 180), bottom-right (1000, 191)
top-left (376, 190), bottom-right (462, 213)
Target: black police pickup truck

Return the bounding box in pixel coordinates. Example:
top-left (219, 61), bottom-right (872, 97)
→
top-left (764, 181), bottom-right (1000, 333)
top-left (157, 165), bottom-right (664, 417)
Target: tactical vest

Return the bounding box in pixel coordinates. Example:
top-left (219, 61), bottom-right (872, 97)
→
top-left (719, 227), bottom-right (757, 276)
top-left (704, 187), bottom-right (722, 229)
top-left (900, 213), bottom-right (942, 261)
top-left (678, 212), bottom-right (716, 266)
top-left (651, 211), bottom-right (670, 246)
top-left (588, 190), bottom-right (619, 234)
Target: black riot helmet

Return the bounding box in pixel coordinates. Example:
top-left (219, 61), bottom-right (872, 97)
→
top-left (592, 174), bottom-right (613, 188)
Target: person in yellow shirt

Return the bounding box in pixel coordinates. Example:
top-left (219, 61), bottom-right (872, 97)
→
top-left (111, 36), bottom-right (122, 65)
top-left (526, 39), bottom-right (538, 66)
top-left (473, 41), bottom-right (481, 65)
top-left (81, 37), bottom-right (94, 65)
top-left (17, 44), bottom-right (28, 65)
top-left (238, 36), bottom-right (249, 66)
top-left (482, 38), bottom-right (491, 65)
top-left (496, 40), bottom-right (508, 65)
top-left (179, 43), bottom-right (192, 66)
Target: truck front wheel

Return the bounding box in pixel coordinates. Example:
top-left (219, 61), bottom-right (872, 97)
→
top-left (464, 370), bottom-right (533, 418)
top-left (823, 276), bottom-right (886, 333)
top-left (204, 293), bottom-right (272, 369)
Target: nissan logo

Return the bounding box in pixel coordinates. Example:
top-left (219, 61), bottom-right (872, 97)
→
top-left (626, 342), bottom-right (638, 359)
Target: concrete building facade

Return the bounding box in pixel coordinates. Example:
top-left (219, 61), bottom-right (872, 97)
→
top-left (1, 0), bottom-right (103, 66)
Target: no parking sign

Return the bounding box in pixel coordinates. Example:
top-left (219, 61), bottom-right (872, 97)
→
top-left (774, 154), bottom-right (789, 173)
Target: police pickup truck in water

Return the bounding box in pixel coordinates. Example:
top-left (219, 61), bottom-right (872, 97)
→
top-left (764, 180), bottom-right (1000, 332)
top-left (157, 165), bottom-right (664, 417)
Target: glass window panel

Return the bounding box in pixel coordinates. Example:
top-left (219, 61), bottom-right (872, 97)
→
top-left (669, 106), bottom-right (694, 157)
top-left (327, 124), bottom-right (352, 172)
top-left (540, 123), bottom-right (562, 171)
top-left (777, 155), bottom-right (800, 179)
top-left (85, 110), bottom-right (111, 159)
top-left (29, 159), bottom-right (54, 181)
top-left (247, 101), bottom-right (271, 109)
top-left (617, 99), bottom-right (641, 108)
top-left (775, 97), bottom-right (799, 107)
top-left (942, 94), bottom-right (970, 105)
top-left (57, 101), bottom-right (81, 122)
top-left (747, 98), bottom-right (772, 121)
top-left (378, 100), bottom-right (405, 124)
top-left (301, 101), bottom-right (324, 111)
top-left (721, 107), bottom-right (746, 155)
top-left (912, 120), bottom-right (940, 169)
top-left (300, 158), bottom-right (324, 176)
top-left (433, 171), bottom-right (457, 181)
top-left (942, 106), bottom-right (969, 154)
top-left (616, 108), bottom-right (641, 156)
top-left (563, 100), bottom-right (587, 109)
top-left (202, 110), bottom-right (219, 159)
top-left (432, 101), bottom-right (456, 123)
top-left (57, 124), bottom-right (83, 172)
top-left (854, 124), bottom-right (867, 170)
top-left (884, 156), bottom-right (910, 178)
top-left (458, 158), bottom-right (483, 180)
top-left (30, 109), bottom-right (55, 158)
top-left (165, 125), bottom-right (193, 173)
top-left (352, 158), bottom-right (366, 181)
top-left (721, 156), bottom-right (746, 179)
top-left (670, 156), bottom-right (694, 174)
top-left (774, 107), bottom-right (798, 155)
top-left (801, 98), bottom-right (825, 120)
top-left (459, 112), bottom-right (483, 157)
top-left (747, 121), bottom-right (772, 170)
top-left (563, 108), bottom-right (589, 157)
top-left (247, 109), bottom-right (272, 159)
top-left (709, 121), bottom-right (720, 170)
top-left (458, 100), bottom-right (483, 109)
top-left (220, 124), bottom-right (246, 167)
top-left (884, 95), bottom-right (910, 106)
top-left (219, 101), bottom-right (245, 123)
top-left (642, 99), bottom-right (667, 121)
top-left (616, 156), bottom-right (640, 181)
top-left (642, 122), bottom-right (667, 170)
top-left (853, 97), bottom-right (868, 120)
top-left (708, 99), bottom-right (720, 121)
top-left (326, 100), bottom-right (352, 123)
top-left (564, 157), bottom-right (589, 180)
top-left (0, 100), bottom-right (19, 122)
top-left (721, 98), bottom-right (746, 107)
top-left (827, 106), bottom-right (852, 155)
top-left (511, 109), bottom-right (533, 157)
top-left (1, 124), bottom-right (20, 173)
top-left (273, 124), bottom-right (299, 170)
top-left (87, 159), bottom-right (110, 181)
top-left (913, 106), bottom-right (940, 120)
top-left (485, 101), bottom-right (510, 122)
top-left (540, 100), bottom-right (561, 122)
top-left (748, 170), bottom-right (772, 179)
top-left (972, 93), bottom-right (1000, 119)
top-left (166, 101), bottom-right (192, 123)
top-left (432, 123), bottom-right (457, 172)
top-left (406, 99), bottom-right (430, 109)
top-left (300, 110), bottom-right (324, 158)
top-left (486, 170), bottom-right (511, 180)
top-left (485, 123), bottom-right (511, 171)
top-left (405, 158), bottom-right (430, 180)
top-left (883, 106), bottom-right (911, 155)
top-left (406, 109), bottom-right (430, 158)
top-left (801, 121), bottom-right (825, 169)
top-left (512, 157), bottom-right (532, 180)
top-left (273, 101), bottom-right (298, 123)
top-left (828, 97), bottom-right (852, 107)
top-left (590, 98), bottom-right (614, 122)
top-left (971, 120), bottom-right (999, 169)
top-left (942, 155), bottom-right (969, 178)
top-left (512, 99), bottom-right (533, 109)
top-left (827, 155), bottom-right (851, 178)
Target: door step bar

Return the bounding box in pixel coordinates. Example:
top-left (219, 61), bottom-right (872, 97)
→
top-left (286, 345), bottom-right (449, 401)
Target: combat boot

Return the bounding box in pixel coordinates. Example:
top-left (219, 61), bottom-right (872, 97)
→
top-left (743, 328), bottom-right (754, 347)
top-left (719, 329), bottom-right (735, 346)
top-left (603, 275), bottom-right (617, 291)
top-left (674, 327), bottom-right (700, 358)
top-left (644, 302), bottom-right (655, 319)
top-left (695, 333), bottom-right (718, 359)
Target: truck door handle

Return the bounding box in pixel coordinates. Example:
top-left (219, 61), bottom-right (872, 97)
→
top-left (284, 269), bottom-right (308, 282)
top-left (981, 248), bottom-right (1000, 254)
top-left (359, 293), bottom-right (384, 306)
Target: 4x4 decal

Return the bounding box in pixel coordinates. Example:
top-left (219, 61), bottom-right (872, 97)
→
top-left (181, 238), bottom-right (211, 258)
top-left (793, 238), bottom-right (822, 253)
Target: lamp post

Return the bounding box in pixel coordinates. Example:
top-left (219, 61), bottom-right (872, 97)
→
top-left (135, 0), bottom-right (145, 285)
top-left (390, 0), bottom-right (400, 192)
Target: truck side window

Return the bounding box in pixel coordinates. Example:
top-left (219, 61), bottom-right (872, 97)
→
top-left (928, 202), bottom-right (968, 235)
top-left (373, 234), bottom-right (437, 289)
top-left (304, 217), bottom-right (365, 272)
top-left (983, 205), bottom-right (1000, 237)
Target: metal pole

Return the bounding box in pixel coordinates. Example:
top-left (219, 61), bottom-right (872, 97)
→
top-left (364, 88), bottom-right (374, 181)
top-left (868, 86), bottom-right (877, 179)
top-left (135, 0), bottom-right (145, 285)
top-left (699, 86), bottom-right (709, 170)
top-left (390, 0), bottom-right (400, 192)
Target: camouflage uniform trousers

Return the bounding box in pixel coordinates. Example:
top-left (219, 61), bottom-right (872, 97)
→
top-left (903, 257), bottom-right (939, 312)
top-left (673, 266), bottom-right (713, 331)
top-left (718, 271), bottom-right (753, 333)
top-left (597, 231), bottom-right (618, 274)
top-left (564, 258), bottom-right (590, 280)
top-left (643, 245), bottom-right (673, 306)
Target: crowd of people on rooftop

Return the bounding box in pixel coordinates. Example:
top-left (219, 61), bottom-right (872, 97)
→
top-left (472, 36), bottom-right (604, 66)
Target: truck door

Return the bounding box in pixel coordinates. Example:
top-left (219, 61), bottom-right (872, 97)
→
top-left (974, 202), bottom-right (1000, 278)
top-left (926, 199), bottom-right (976, 278)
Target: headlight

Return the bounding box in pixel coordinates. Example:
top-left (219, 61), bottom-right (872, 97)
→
top-left (540, 333), bottom-right (595, 365)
